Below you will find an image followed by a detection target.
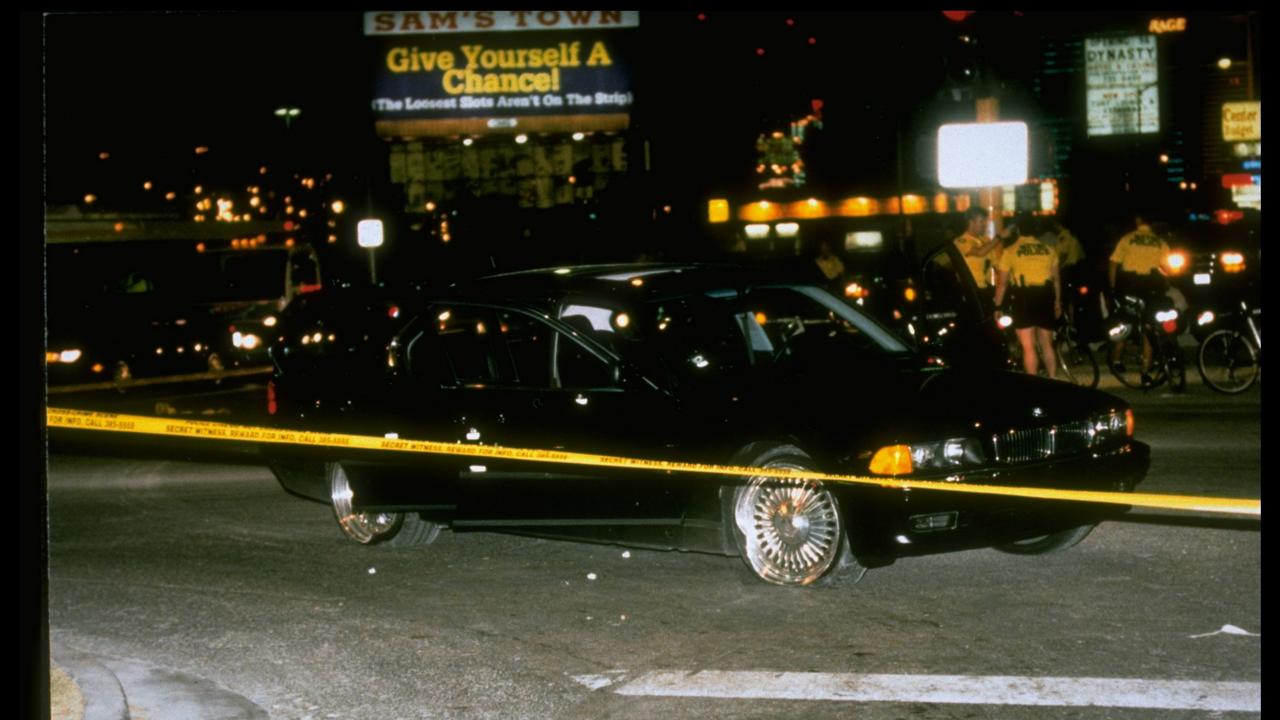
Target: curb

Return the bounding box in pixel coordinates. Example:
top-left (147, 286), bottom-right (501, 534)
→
top-left (51, 643), bottom-right (129, 720)
top-left (50, 641), bottom-right (270, 720)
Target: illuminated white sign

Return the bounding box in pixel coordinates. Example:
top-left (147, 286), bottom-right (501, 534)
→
top-left (937, 122), bottom-right (1029, 188)
top-left (845, 231), bottom-right (883, 251)
top-left (1086, 35), bottom-right (1159, 137)
top-left (1223, 102), bottom-right (1261, 142)
top-left (358, 219), bottom-right (385, 248)
top-left (1232, 184), bottom-right (1261, 210)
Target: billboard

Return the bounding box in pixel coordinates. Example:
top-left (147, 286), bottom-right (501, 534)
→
top-left (1085, 35), bottom-right (1159, 137)
top-left (1222, 102), bottom-right (1261, 142)
top-left (365, 11), bottom-right (637, 138)
top-left (937, 122), bottom-right (1029, 189)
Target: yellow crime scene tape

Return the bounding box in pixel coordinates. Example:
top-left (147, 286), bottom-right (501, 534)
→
top-left (46, 407), bottom-right (1260, 517)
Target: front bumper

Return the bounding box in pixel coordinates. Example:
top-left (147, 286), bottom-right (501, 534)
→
top-left (843, 441), bottom-right (1150, 559)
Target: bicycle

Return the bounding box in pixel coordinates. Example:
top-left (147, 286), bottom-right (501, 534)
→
top-left (1196, 297), bottom-right (1261, 394)
top-left (997, 312), bottom-right (1099, 388)
top-left (1105, 294), bottom-right (1187, 392)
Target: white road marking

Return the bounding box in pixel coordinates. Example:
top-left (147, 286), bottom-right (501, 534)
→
top-left (1189, 624), bottom-right (1260, 639)
top-left (612, 671), bottom-right (1261, 712)
top-left (571, 671), bottom-right (627, 690)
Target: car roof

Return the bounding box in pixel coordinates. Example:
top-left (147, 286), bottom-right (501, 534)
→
top-left (450, 263), bottom-right (793, 311)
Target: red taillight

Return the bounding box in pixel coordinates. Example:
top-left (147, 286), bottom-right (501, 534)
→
top-left (1161, 320), bottom-right (1179, 334)
top-left (1078, 285), bottom-right (1089, 296)
top-left (267, 380), bottom-right (278, 415)
top-left (388, 305), bottom-right (400, 319)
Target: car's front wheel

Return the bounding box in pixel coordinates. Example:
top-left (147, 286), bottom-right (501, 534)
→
top-left (327, 462), bottom-right (441, 547)
top-left (730, 443), bottom-right (864, 587)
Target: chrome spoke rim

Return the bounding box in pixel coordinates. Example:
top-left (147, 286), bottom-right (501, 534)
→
top-left (330, 465), bottom-right (398, 544)
top-left (736, 467), bottom-right (841, 586)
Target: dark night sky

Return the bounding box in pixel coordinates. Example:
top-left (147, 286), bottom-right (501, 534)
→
top-left (45, 11), bottom-right (1223, 209)
top-left (40, 11), bottom-right (997, 204)
top-left (43, 11), bottom-right (373, 202)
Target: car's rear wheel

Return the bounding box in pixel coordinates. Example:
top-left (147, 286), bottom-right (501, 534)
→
top-left (731, 444), bottom-right (864, 587)
top-left (994, 524), bottom-right (1094, 555)
top-left (327, 462), bottom-right (441, 546)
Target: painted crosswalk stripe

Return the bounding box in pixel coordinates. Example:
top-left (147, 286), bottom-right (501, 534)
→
top-left (612, 671), bottom-right (1260, 712)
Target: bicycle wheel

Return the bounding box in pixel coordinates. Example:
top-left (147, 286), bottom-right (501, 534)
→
top-left (1108, 325), bottom-right (1166, 390)
top-left (1055, 333), bottom-right (1099, 388)
top-left (1197, 329), bottom-right (1259, 394)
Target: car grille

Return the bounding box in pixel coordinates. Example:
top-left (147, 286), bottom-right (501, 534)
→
top-left (991, 421), bottom-right (1094, 464)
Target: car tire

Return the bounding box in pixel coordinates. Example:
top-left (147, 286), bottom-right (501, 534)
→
top-left (994, 524), bottom-right (1095, 555)
top-left (327, 462), bottom-right (441, 547)
top-left (729, 443), bottom-right (865, 587)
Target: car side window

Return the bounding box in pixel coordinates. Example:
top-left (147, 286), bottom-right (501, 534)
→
top-left (556, 334), bottom-right (616, 389)
top-left (433, 306), bottom-right (504, 385)
top-left (556, 303), bottom-right (622, 389)
top-left (497, 310), bottom-right (552, 387)
top-left (403, 317), bottom-right (454, 386)
top-left (741, 286), bottom-right (885, 360)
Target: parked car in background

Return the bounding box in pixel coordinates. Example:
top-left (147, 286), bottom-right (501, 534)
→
top-left (45, 239), bottom-right (323, 392)
top-left (263, 264), bottom-right (1149, 587)
top-left (46, 243), bottom-right (224, 390)
top-left (1162, 214), bottom-right (1259, 323)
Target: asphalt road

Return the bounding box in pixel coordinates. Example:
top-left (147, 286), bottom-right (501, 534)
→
top-left (45, 385), bottom-right (1260, 719)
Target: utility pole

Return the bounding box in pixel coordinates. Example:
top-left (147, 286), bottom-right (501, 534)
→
top-left (976, 96), bottom-right (1005, 239)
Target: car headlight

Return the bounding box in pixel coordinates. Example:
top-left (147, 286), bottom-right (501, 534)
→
top-left (1221, 251), bottom-right (1246, 273)
top-left (870, 438), bottom-right (985, 475)
top-left (1089, 409), bottom-right (1134, 446)
top-left (1166, 251), bottom-right (1187, 273)
top-left (1155, 309), bottom-right (1179, 323)
top-left (46, 349), bottom-right (83, 364)
top-left (232, 332), bottom-right (262, 350)
top-left (1197, 311), bottom-right (1215, 327)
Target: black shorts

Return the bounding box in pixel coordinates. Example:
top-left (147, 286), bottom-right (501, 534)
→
top-left (1009, 285), bottom-right (1055, 329)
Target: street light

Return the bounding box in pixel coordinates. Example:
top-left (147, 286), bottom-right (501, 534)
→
top-left (358, 219), bottom-right (385, 284)
top-left (274, 106), bottom-right (301, 129)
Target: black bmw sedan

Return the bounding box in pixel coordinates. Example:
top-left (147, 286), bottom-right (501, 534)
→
top-left (265, 264), bottom-right (1149, 587)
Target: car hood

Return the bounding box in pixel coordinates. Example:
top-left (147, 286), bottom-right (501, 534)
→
top-left (909, 369), bottom-right (1125, 436)
top-left (744, 359), bottom-right (1128, 465)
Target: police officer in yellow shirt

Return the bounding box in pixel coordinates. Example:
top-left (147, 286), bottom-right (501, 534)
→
top-left (993, 213), bottom-right (1061, 379)
top-left (953, 207), bottom-right (1002, 310)
top-left (1108, 213), bottom-right (1172, 380)
top-left (1108, 213), bottom-right (1170, 303)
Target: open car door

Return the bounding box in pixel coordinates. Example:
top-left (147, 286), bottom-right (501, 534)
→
top-left (912, 241), bottom-right (1007, 370)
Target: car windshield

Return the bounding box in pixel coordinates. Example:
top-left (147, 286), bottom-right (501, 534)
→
top-left (559, 282), bottom-right (911, 387)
